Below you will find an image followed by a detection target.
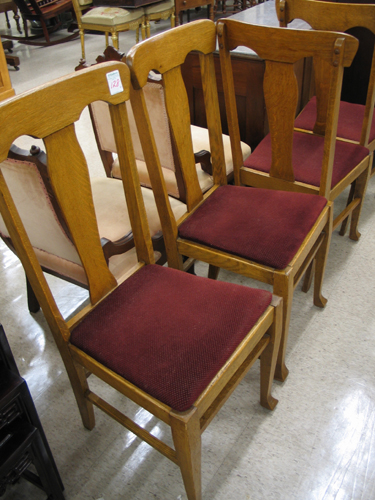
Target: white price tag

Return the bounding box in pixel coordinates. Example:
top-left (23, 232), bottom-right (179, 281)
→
top-left (106, 70), bottom-right (124, 96)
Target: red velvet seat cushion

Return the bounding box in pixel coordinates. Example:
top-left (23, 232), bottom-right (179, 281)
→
top-left (244, 131), bottom-right (368, 187)
top-left (178, 184), bottom-right (327, 270)
top-left (294, 96), bottom-right (375, 144)
top-left (70, 264), bottom-right (272, 412)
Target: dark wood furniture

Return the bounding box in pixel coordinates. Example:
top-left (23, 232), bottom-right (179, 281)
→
top-left (2, 0), bottom-right (78, 46)
top-left (2, 40), bottom-right (20, 70)
top-left (181, 0), bottom-right (313, 151)
top-left (0, 0), bottom-right (21, 33)
top-left (0, 323), bottom-right (65, 499)
top-left (175, 0), bottom-right (214, 25)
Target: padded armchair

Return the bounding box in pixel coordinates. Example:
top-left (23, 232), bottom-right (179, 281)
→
top-left (219, 17), bottom-right (371, 245)
top-left (126, 19), bottom-right (333, 382)
top-left (72, 0), bottom-right (145, 60)
top-left (0, 61), bottom-right (283, 500)
top-left (276, 0), bottom-right (375, 158)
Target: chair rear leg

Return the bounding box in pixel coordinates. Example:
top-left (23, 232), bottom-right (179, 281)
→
top-left (26, 275), bottom-right (40, 313)
top-left (171, 408), bottom-right (201, 500)
top-left (313, 209), bottom-right (332, 308)
top-left (13, 9), bottom-right (22, 34)
top-left (339, 181), bottom-right (355, 237)
top-left (260, 296), bottom-right (283, 409)
top-left (110, 30), bottom-right (118, 50)
top-left (349, 162), bottom-right (371, 241)
top-left (301, 260), bottom-right (314, 293)
top-left (208, 264), bottom-right (220, 280)
top-left (41, 19), bottom-right (51, 44)
top-left (273, 271), bottom-right (293, 382)
top-left (80, 29), bottom-right (85, 59)
top-left (5, 11), bottom-right (11, 29)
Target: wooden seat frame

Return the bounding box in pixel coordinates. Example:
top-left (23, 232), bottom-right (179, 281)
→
top-left (0, 61), bottom-right (283, 500)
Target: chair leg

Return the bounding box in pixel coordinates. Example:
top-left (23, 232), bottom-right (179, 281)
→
top-left (171, 11), bottom-right (175, 28)
top-left (60, 352), bottom-right (95, 430)
top-left (171, 408), bottom-right (201, 500)
top-left (23, 16), bottom-right (28, 38)
top-left (26, 275), bottom-right (41, 313)
top-left (79, 29), bottom-right (85, 59)
top-left (40, 19), bottom-right (51, 44)
top-left (13, 9), bottom-right (22, 34)
top-left (301, 260), bottom-right (314, 293)
top-left (208, 264), bottom-right (220, 280)
top-left (5, 11), bottom-right (11, 29)
top-left (146, 20), bottom-right (150, 38)
top-left (339, 182), bottom-right (355, 237)
top-left (105, 31), bottom-right (109, 48)
top-left (273, 271), bottom-right (293, 382)
top-left (313, 210), bottom-right (332, 309)
top-left (260, 297), bottom-right (283, 409)
top-left (349, 163), bottom-right (371, 241)
top-left (112, 31), bottom-right (119, 50)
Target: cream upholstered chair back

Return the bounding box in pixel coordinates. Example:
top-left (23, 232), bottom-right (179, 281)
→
top-left (0, 150), bottom-right (141, 290)
top-left (0, 155), bottom-right (87, 283)
top-left (90, 72), bottom-right (251, 201)
top-left (91, 78), bottom-right (183, 198)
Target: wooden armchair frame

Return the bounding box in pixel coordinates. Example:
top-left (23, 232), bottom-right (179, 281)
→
top-left (126, 19), bottom-right (334, 382)
top-left (0, 61), bottom-right (283, 500)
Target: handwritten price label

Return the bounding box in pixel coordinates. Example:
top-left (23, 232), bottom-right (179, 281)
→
top-left (106, 70), bottom-right (124, 96)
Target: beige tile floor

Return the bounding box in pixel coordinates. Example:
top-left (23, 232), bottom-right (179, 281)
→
top-left (1, 9), bottom-right (375, 500)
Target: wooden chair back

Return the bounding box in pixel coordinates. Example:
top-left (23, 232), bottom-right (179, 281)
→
top-left (217, 18), bottom-right (358, 198)
top-left (0, 62), bottom-right (154, 337)
top-left (275, 0), bottom-right (375, 148)
top-left (127, 19), bottom-right (227, 265)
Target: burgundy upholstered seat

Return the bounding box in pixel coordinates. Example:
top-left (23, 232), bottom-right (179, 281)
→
top-left (178, 185), bottom-right (327, 270)
top-left (294, 96), bottom-right (375, 145)
top-left (70, 264), bottom-right (272, 412)
top-left (244, 131), bottom-right (369, 188)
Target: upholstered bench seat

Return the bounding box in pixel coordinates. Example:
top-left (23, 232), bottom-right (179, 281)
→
top-left (244, 131), bottom-right (369, 188)
top-left (144, 0), bottom-right (173, 14)
top-left (81, 6), bottom-right (144, 26)
top-left (295, 96), bottom-right (375, 145)
top-left (70, 264), bottom-right (272, 412)
top-left (178, 184), bottom-right (327, 270)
